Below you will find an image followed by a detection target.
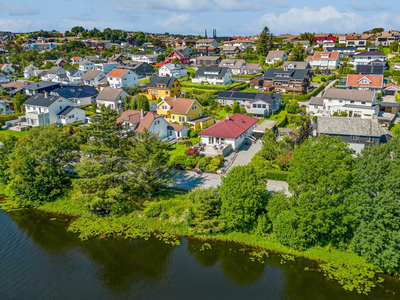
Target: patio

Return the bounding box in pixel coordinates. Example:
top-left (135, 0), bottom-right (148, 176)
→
top-left (198, 143), bottom-right (232, 157)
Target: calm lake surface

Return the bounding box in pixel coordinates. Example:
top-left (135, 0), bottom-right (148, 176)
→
top-left (1, 208), bottom-right (400, 300)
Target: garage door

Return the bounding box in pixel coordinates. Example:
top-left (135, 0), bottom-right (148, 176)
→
top-left (385, 90), bottom-right (395, 95)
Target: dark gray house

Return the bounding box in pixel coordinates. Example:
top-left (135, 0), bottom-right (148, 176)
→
top-left (217, 91), bottom-right (282, 117)
top-left (117, 61), bottom-right (155, 77)
top-left (21, 81), bottom-right (61, 96)
top-left (316, 116), bottom-right (393, 154)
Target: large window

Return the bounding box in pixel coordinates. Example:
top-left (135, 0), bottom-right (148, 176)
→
top-left (350, 135), bottom-right (358, 140)
top-left (179, 116), bottom-right (185, 122)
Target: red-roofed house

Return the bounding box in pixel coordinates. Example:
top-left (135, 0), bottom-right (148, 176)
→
top-left (107, 68), bottom-right (138, 88)
top-left (383, 84), bottom-right (400, 96)
top-left (199, 113), bottom-right (258, 151)
top-left (164, 50), bottom-right (190, 65)
top-left (345, 74), bottom-right (384, 91)
top-left (116, 109), bottom-right (170, 138)
top-left (307, 51), bottom-right (340, 69)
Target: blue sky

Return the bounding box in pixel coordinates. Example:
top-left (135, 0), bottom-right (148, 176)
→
top-left (1, 0), bottom-right (400, 36)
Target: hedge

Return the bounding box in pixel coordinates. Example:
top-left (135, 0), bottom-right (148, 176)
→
top-left (276, 111), bottom-right (287, 127)
top-left (232, 73), bottom-right (262, 78)
top-left (263, 170), bottom-right (291, 181)
top-left (0, 112), bottom-right (25, 126)
top-left (282, 83), bottom-right (326, 103)
top-left (286, 114), bottom-right (310, 125)
top-left (182, 88), bottom-right (219, 95)
top-left (180, 81), bottom-right (245, 91)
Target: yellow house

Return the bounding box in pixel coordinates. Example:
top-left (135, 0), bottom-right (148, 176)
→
top-left (143, 76), bottom-right (181, 100)
top-left (157, 97), bottom-right (215, 129)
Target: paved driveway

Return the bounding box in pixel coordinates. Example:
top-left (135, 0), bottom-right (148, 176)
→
top-left (228, 140), bottom-right (262, 170)
top-left (169, 171), bottom-right (222, 190)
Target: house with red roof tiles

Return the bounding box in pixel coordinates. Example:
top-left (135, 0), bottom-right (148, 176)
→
top-left (306, 51), bottom-right (340, 70)
top-left (199, 113), bottom-right (258, 152)
top-left (345, 74), bottom-right (384, 91)
top-left (106, 68), bottom-right (138, 89)
top-left (116, 109), bottom-right (170, 139)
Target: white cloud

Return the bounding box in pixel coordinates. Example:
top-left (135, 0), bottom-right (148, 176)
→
top-left (248, 6), bottom-right (400, 34)
top-left (212, 0), bottom-right (264, 11)
top-left (3, 3), bottom-right (39, 16)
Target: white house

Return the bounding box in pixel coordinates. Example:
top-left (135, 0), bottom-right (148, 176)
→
top-left (345, 74), bottom-right (384, 91)
top-left (71, 56), bottom-right (82, 64)
top-left (158, 64), bottom-right (187, 79)
top-left (78, 59), bottom-right (96, 72)
top-left (24, 64), bottom-right (39, 79)
top-left (199, 113), bottom-right (258, 152)
top-left (353, 51), bottom-right (386, 68)
top-left (116, 109), bottom-right (170, 139)
top-left (265, 50), bottom-right (288, 65)
top-left (192, 66), bottom-right (233, 85)
top-left (24, 93), bottom-right (86, 126)
top-left (106, 68), bottom-right (138, 89)
top-left (307, 88), bottom-right (378, 119)
top-left (96, 88), bottom-right (129, 113)
top-left (322, 40), bottom-right (335, 49)
top-left (218, 59), bottom-right (246, 75)
top-left (243, 63), bottom-right (262, 75)
top-left (1, 64), bottom-right (15, 74)
top-left (306, 51), bottom-right (340, 69)
top-left (167, 124), bottom-right (188, 139)
top-left (66, 69), bottom-right (84, 83)
top-left (0, 100), bottom-right (14, 114)
top-left (95, 62), bottom-right (119, 74)
top-left (131, 53), bottom-right (158, 64)
top-left (81, 70), bottom-right (106, 87)
top-left (41, 66), bottom-right (66, 82)
top-left (0, 73), bottom-right (11, 84)
top-left (196, 39), bottom-right (219, 48)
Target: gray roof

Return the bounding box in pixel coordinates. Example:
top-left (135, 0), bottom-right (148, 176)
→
top-left (218, 91), bottom-right (280, 104)
top-left (67, 69), bottom-right (79, 76)
top-left (148, 76), bottom-right (176, 89)
top-left (244, 63), bottom-right (261, 70)
top-left (379, 102), bottom-right (400, 108)
top-left (281, 61), bottom-right (310, 70)
top-left (317, 117), bottom-right (382, 137)
top-left (263, 68), bottom-right (308, 81)
top-left (266, 50), bottom-right (286, 59)
top-left (309, 97), bottom-right (324, 106)
top-left (57, 106), bottom-right (76, 116)
top-left (219, 59), bottom-right (245, 69)
top-left (97, 88), bottom-right (125, 101)
top-left (22, 81), bottom-right (60, 91)
top-left (324, 88), bottom-right (375, 102)
top-left (24, 94), bottom-right (61, 107)
top-left (195, 66), bottom-right (230, 77)
top-left (46, 66), bottom-right (63, 75)
top-left (81, 70), bottom-right (103, 80)
top-left (196, 56), bottom-right (221, 61)
top-left (53, 85), bottom-right (98, 99)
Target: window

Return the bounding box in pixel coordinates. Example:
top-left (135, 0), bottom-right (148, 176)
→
top-left (350, 135), bottom-right (358, 140)
top-left (161, 105), bottom-right (168, 110)
top-left (172, 115), bottom-right (175, 120)
top-left (339, 100), bottom-right (343, 103)
top-left (198, 112), bottom-right (201, 117)
top-left (188, 116), bottom-right (191, 121)
top-left (328, 99), bottom-right (332, 102)
top-left (179, 116), bottom-right (185, 122)
top-left (252, 104), bottom-right (257, 108)
top-left (257, 104), bottom-right (262, 108)
top-left (192, 105), bottom-right (197, 110)
top-left (366, 137), bottom-right (374, 143)
top-left (60, 106), bottom-right (62, 110)
top-left (350, 100), bottom-right (355, 104)
top-left (361, 102), bottom-right (366, 105)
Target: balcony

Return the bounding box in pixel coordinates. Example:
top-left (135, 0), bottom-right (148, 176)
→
top-left (26, 111), bottom-right (49, 120)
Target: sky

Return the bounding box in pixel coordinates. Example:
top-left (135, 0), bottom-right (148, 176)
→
top-left (1, 0), bottom-right (400, 36)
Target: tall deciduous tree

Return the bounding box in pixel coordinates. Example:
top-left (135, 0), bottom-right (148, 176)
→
top-left (13, 92), bottom-right (25, 113)
top-left (219, 165), bottom-right (268, 231)
top-left (8, 125), bottom-right (79, 206)
top-left (0, 135), bottom-right (17, 185)
top-left (351, 139), bottom-right (400, 272)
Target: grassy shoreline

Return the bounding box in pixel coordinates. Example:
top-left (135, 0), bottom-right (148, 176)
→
top-left (0, 190), bottom-right (389, 294)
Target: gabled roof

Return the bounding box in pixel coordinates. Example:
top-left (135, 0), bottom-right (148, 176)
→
top-left (199, 113), bottom-right (258, 139)
top-left (346, 74), bottom-right (383, 88)
top-left (148, 76), bottom-right (177, 90)
top-left (354, 51), bottom-right (384, 57)
top-left (160, 97), bottom-right (199, 114)
top-left (24, 94), bottom-right (61, 107)
top-left (78, 59), bottom-right (91, 65)
top-left (309, 97), bottom-right (324, 106)
top-left (281, 61), bottom-right (310, 70)
top-left (81, 70), bottom-right (104, 80)
top-left (217, 91), bottom-right (280, 104)
top-left (218, 59), bottom-right (245, 69)
top-left (97, 88), bottom-right (125, 101)
top-left (195, 66), bottom-right (230, 77)
top-left (266, 50), bottom-right (286, 59)
top-left (324, 88), bottom-right (375, 102)
top-left (244, 63), bottom-right (261, 70)
top-left (384, 84), bottom-right (400, 91)
top-left (116, 109), bottom-right (162, 133)
top-left (263, 68), bottom-right (309, 81)
top-left (107, 68), bottom-right (129, 78)
top-left (309, 51), bottom-right (339, 60)
top-left (196, 39), bottom-right (217, 43)
top-left (167, 124), bottom-right (186, 131)
top-left (53, 85), bottom-right (99, 99)
top-left (22, 81), bottom-right (59, 90)
top-left (196, 56), bottom-right (221, 61)
top-left (317, 117), bottom-right (382, 137)
top-left (57, 106), bottom-right (77, 116)
top-left (46, 66), bottom-right (64, 75)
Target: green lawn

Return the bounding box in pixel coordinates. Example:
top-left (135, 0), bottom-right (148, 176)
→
top-left (169, 137), bottom-right (201, 161)
top-left (312, 75), bottom-right (325, 83)
top-left (187, 67), bottom-right (196, 73)
top-left (0, 129), bottom-right (27, 138)
top-left (139, 78), bottom-right (150, 83)
top-left (243, 88), bottom-right (263, 93)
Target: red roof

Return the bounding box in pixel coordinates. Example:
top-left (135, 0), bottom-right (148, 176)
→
top-left (346, 74), bottom-right (383, 88)
top-left (199, 113), bottom-right (258, 139)
top-left (72, 56), bottom-right (81, 60)
top-left (107, 68), bottom-right (128, 78)
top-left (384, 84), bottom-right (400, 90)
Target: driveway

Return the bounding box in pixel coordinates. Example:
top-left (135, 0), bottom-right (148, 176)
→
top-left (228, 140), bottom-right (262, 170)
top-left (169, 171), bottom-right (222, 190)
top-left (316, 80), bottom-right (335, 97)
top-left (381, 95), bottom-right (396, 103)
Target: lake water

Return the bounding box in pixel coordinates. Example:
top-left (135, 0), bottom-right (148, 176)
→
top-left (1, 208), bottom-right (399, 300)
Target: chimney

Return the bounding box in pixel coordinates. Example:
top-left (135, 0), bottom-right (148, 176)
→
top-left (226, 114), bottom-right (229, 120)
top-left (140, 108), bottom-right (145, 119)
top-left (44, 92), bottom-right (48, 98)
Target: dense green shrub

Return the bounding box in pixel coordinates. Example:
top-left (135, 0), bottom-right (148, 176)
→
top-left (276, 111), bottom-right (287, 127)
top-left (262, 170), bottom-right (290, 181)
top-left (0, 112), bottom-right (24, 126)
top-left (145, 203), bottom-right (162, 218)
